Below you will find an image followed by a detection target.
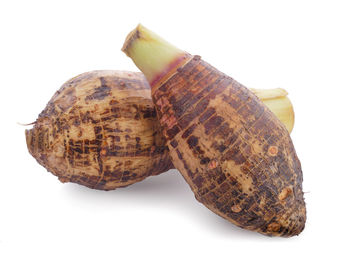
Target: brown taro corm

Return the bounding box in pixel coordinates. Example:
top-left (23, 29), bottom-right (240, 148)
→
top-left (26, 70), bottom-right (172, 190)
top-left (122, 24), bottom-right (306, 237)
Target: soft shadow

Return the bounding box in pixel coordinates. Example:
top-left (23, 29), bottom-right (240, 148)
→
top-left (61, 169), bottom-right (288, 240)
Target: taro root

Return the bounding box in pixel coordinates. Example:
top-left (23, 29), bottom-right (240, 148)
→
top-left (26, 70), bottom-right (172, 190)
top-left (26, 70), bottom-right (294, 191)
top-left (122, 24), bottom-right (306, 236)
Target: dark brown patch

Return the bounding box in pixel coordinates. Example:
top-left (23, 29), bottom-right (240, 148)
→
top-left (200, 157), bottom-right (210, 165)
top-left (166, 125), bottom-right (180, 139)
top-left (193, 175), bottom-right (204, 188)
top-left (85, 77), bottom-right (111, 101)
top-left (187, 135), bottom-right (198, 149)
top-left (170, 139), bottom-right (178, 148)
top-left (204, 115), bottom-right (224, 135)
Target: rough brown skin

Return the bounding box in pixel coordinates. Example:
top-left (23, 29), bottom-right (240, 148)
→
top-left (149, 56), bottom-right (306, 237)
top-left (26, 70), bottom-right (293, 191)
top-left (26, 70), bottom-right (172, 190)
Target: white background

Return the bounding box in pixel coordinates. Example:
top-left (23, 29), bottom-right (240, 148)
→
top-left (1, 0), bottom-right (349, 252)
